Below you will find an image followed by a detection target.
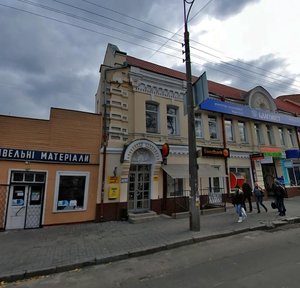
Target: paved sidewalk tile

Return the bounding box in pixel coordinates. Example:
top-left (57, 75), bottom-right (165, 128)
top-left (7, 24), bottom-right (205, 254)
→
top-left (0, 197), bottom-right (300, 283)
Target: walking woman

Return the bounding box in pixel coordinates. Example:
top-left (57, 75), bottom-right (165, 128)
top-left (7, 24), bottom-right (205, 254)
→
top-left (253, 182), bottom-right (268, 213)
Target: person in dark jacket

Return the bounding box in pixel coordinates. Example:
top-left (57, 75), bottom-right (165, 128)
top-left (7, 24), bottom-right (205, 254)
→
top-left (273, 179), bottom-right (286, 216)
top-left (242, 182), bottom-right (253, 212)
top-left (232, 186), bottom-right (246, 223)
top-left (253, 182), bottom-right (268, 213)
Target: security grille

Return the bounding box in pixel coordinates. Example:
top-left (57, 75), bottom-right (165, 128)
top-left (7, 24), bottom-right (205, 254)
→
top-left (0, 184), bottom-right (9, 231)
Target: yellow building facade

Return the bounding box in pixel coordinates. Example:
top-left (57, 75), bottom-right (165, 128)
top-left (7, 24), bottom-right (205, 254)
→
top-left (95, 44), bottom-right (300, 221)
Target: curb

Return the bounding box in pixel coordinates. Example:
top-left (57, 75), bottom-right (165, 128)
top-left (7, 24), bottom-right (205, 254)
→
top-left (1, 217), bottom-right (300, 284)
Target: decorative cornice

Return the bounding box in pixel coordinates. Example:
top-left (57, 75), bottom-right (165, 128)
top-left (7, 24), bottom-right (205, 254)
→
top-left (129, 66), bottom-right (186, 101)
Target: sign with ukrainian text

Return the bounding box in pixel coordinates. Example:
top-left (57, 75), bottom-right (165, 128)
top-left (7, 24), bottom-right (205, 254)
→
top-left (0, 148), bottom-right (90, 164)
top-left (200, 98), bottom-right (300, 127)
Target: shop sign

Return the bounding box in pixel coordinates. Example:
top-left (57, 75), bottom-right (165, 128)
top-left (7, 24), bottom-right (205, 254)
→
top-left (202, 147), bottom-right (230, 158)
top-left (0, 147), bottom-right (90, 163)
top-left (250, 153), bottom-right (264, 160)
top-left (285, 149), bottom-right (300, 159)
top-left (200, 98), bottom-right (300, 127)
top-left (108, 176), bottom-right (120, 184)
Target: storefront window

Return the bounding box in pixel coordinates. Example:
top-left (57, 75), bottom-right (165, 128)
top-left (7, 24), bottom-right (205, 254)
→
top-left (230, 167), bottom-right (251, 188)
top-left (167, 174), bottom-right (183, 197)
top-left (287, 167), bottom-right (300, 186)
top-left (55, 172), bottom-right (89, 211)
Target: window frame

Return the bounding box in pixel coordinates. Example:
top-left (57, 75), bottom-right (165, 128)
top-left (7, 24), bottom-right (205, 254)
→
top-left (145, 101), bottom-right (159, 134)
top-left (287, 128), bottom-right (295, 146)
top-left (208, 116), bottom-right (218, 140)
top-left (254, 123), bottom-right (264, 145)
top-left (53, 171), bottom-right (90, 213)
top-left (278, 127), bottom-right (285, 146)
top-left (225, 119), bottom-right (234, 142)
top-left (266, 124), bottom-right (275, 146)
top-left (195, 113), bottom-right (203, 139)
top-left (166, 174), bottom-right (184, 197)
top-left (238, 121), bottom-right (247, 143)
top-left (167, 105), bottom-right (179, 136)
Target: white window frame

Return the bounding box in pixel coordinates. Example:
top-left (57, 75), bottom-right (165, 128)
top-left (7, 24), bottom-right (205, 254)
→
top-left (146, 102), bottom-right (159, 133)
top-left (254, 123), bottom-right (264, 145)
top-left (288, 129), bottom-right (295, 146)
top-left (278, 127), bottom-right (285, 146)
top-left (53, 171), bottom-right (90, 212)
top-left (266, 125), bottom-right (275, 146)
top-left (167, 105), bottom-right (179, 135)
top-left (195, 113), bottom-right (203, 138)
top-left (208, 116), bottom-right (218, 140)
top-left (238, 121), bottom-right (247, 143)
top-left (225, 119), bottom-right (234, 142)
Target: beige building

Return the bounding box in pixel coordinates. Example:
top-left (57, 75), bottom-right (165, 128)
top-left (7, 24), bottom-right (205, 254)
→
top-left (0, 108), bottom-right (102, 230)
top-left (95, 43), bottom-right (300, 221)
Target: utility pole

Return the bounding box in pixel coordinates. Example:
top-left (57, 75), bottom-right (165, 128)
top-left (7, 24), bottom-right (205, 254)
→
top-left (183, 0), bottom-right (200, 231)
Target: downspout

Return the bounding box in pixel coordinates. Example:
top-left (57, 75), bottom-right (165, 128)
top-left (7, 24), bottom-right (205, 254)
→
top-left (99, 63), bottom-right (128, 221)
top-left (221, 111), bottom-right (230, 199)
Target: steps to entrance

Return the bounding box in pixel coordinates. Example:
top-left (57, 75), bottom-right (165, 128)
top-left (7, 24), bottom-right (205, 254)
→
top-left (128, 211), bottom-right (159, 224)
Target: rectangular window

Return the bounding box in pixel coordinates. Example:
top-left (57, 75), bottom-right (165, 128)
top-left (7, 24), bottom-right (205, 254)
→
top-left (238, 121), bottom-right (247, 143)
top-left (266, 125), bottom-right (275, 145)
top-left (288, 129), bottom-right (295, 146)
top-left (208, 116), bottom-right (218, 140)
top-left (195, 113), bottom-right (203, 138)
top-left (278, 127), bottom-right (285, 146)
top-left (287, 166), bottom-right (300, 186)
top-left (167, 174), bottom-right (183, 197)
top-left (254, 123), bottom-right (263, 145)
top-left (54, 172), bottom-right (89, 212)
top-left (167, 106), bottom-right (178, 135)
top-left (225, 119), bottom-right (234, 142)
top-left (146, 102), bottom-right (159, 133)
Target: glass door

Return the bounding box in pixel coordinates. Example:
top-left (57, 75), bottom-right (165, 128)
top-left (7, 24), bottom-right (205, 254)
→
top-left (128, 164), bottom-right (151, 213)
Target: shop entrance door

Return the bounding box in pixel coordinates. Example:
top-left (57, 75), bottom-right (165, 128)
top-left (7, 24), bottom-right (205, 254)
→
top-left (6, 184), bottom-right (44, 229)
top-left (128, 164), bottom-right (151, 213)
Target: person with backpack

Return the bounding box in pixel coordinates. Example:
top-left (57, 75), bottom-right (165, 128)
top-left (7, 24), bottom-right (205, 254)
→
top-left (253, 182), bottom-right (268, 213)
top-left (273, 179), bottom-right (287, 216)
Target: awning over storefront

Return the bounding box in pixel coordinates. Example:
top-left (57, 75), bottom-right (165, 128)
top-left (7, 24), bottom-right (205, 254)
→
top-left (161, 164), bottom-right (227, 179)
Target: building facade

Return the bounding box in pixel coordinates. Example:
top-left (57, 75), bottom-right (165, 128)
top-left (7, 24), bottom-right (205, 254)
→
top-left (0, 108), bottom-right (102, 230)
top-left (95, 43), bottom-right (300, 221)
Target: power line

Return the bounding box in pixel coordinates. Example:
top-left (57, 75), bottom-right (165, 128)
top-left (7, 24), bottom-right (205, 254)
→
top-left (15, 0), bottom-right (300, 90)
top-left (1, 1), bottom-right (300, 95)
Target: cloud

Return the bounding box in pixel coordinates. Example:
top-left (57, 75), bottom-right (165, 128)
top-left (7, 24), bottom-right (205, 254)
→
top-left (203, 0), bottom-right (261, 20)
top-left (172, 53), bottom-right (300, 97)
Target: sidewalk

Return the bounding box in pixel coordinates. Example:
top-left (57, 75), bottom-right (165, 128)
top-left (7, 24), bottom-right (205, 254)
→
top-left (1, 197), bottom-right (300, 283)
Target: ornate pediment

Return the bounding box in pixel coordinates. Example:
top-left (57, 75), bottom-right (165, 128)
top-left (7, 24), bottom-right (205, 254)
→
top-left (245, 86), bottom-right (276, 112)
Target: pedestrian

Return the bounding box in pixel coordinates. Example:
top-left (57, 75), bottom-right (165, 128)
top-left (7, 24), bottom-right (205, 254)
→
top-left (253, 182), bottom-right (268, 213)
top-left (242, 182), bottom-right (253, 212)
top-left (273, 179), bottom-right (287, 216)
top-left (231, 186), bottom-right (247, 223)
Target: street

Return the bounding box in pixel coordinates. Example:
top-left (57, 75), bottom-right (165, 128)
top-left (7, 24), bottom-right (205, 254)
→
top-left (3, 223), bottom-right (300, 288)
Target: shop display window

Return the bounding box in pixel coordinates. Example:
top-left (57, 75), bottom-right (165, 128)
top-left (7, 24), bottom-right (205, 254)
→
top-left (55, 172), bottom-right (89, 211)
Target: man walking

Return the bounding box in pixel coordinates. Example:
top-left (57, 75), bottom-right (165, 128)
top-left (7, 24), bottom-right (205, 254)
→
top-left (242, 182), bottom-right (253, 212)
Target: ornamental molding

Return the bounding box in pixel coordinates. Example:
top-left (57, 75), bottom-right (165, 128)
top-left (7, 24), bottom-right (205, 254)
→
top-left (122, 139), bottom-right (162, 163)
top-left (129, 67), bottom-right (186, 101)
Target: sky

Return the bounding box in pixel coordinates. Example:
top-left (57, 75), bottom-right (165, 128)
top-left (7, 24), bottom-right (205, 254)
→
top-left (1, 0), bottom-right (300, 119)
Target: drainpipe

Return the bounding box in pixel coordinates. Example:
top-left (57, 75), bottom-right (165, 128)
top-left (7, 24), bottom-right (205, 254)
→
top-left (99, 63), bottom-right (128, 221)
top-left (220, 105), bottom-right (230, 198)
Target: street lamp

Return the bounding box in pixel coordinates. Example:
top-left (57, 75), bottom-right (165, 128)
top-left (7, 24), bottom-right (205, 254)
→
top-left (183, 0), bottom-right (200, 231)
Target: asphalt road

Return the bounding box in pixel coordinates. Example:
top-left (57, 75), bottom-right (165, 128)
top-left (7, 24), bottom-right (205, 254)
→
top-left (3, 224), bottom-right (300, 288)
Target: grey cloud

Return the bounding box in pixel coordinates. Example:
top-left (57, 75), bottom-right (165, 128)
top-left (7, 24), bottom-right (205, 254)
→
top-left (203, 0), bottom-right (261, 20)
top-left (173, 54), bottom-right (300, 97)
